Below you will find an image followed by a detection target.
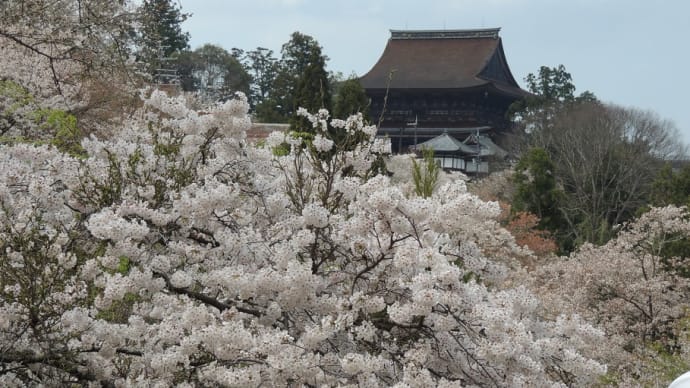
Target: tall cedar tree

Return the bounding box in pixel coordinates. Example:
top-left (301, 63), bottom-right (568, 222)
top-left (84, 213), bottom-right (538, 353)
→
top-left (263, 32), bottom-right (330, 126)
top-left (289, 47), bottom-right (332, 132)
top-left (138, 0), bottom-right (190, 77)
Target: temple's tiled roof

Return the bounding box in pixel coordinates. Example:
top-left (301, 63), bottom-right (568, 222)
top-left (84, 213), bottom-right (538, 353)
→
top-left (360, 28), bottom-right (528, 97)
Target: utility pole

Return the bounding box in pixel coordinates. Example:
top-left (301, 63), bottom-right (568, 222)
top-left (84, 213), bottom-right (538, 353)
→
top-left (475, 128), bottom-right (480, 177)
top-left (155, 43), bottom-right (180, 89)
top-left (407, 115), bottom-right (418, 150)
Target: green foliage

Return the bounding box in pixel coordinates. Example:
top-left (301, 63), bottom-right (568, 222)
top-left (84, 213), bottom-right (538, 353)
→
top-left (513, 148), bottom-right (562, 228)
top-left (152, 126), bottom-right (181, 157)
top-left (247, 32), bottom-right (332, 125)
top-left (253, 98), bottom-right (286, 123)
top-left (1, 81), bottom-right (87, 157)
top-left (270, 131), bottom-right (314, 157)
top-left (261, 72), bottom-right (293, 123)
top-left (117, 256), bottom-right (131, 275)
top-left (512, 147), bottom-right (569, 250)
top-left (0, 79), bottom-right (34, 113)
top-left (33, 108), bottom-right (86, 157)
top-left (451, 256), bottom-right (481, 284)
top-left (651, 163), bottom-right (690, 207)
top-left (244, 32), bottom-right (336, 124)
top-left (525, 65), bottom-right (577, 103)
top-left (272, 142), bottom-right (291, 156)
top-left (412, 148), bottom-right (440, 198)
top-left (96, 292), bottom-right (140, 324)
top-left (294, 49), bottom-right (331, 112)
top-left (509, 64), bottom-right (597, 135)
top-left (333, 77), bottom-right (370, 120)
top-left (574, 217), bottom-right (613, 248)
top-left (288, 37), bottom-right (332, 131)
top-left (523, 64), bottom-right (597, 106)
top-left (140, 0), bottom-right (190, 55)
top-left (290, 130), bottom-right (315, 143)
top-left (0, 80), bottom-right (34, 135)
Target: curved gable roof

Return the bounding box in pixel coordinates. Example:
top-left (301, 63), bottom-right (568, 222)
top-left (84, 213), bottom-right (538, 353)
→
top-left (413, 132), bottom-right (478, 154)
top-left (360, 28), bottom-right (527, 96)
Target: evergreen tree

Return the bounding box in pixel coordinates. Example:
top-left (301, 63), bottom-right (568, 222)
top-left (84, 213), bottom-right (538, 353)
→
top-left (512, 147), bottom-right (568, 250)
top-left (651, 163), bottom-right (690, 208)
top-left (138, 0), bottom-right (190, 79)
top-left (509, 64), bottom-right (597, 139)
top-left (284, 32), bottom-right (331, 131)
top-left (270, 32), bottom-right (330, 126)
top-left (333, 77), bottom-right (370, 120)
top-left (290, 47), bottom-right (331, 130)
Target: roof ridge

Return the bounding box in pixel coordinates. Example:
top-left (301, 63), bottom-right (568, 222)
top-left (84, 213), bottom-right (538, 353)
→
top-left (390, 28), bottom-right (500, 40)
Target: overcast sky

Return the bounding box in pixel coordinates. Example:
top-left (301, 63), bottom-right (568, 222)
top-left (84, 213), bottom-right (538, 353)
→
top-left (181, 0), bottom-right (690, 144)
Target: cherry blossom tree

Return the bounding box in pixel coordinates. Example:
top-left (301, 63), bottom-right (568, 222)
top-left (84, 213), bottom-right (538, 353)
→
top-left (1, 0), bottom-right (142, 141)
top-left (0, 87), bottom-right (609, 386)
top-left (533, 205), bottom-right (690, 382)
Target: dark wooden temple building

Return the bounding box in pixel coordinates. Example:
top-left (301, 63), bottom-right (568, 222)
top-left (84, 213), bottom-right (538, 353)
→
top-left (360, 28), bottom-right (529, 162)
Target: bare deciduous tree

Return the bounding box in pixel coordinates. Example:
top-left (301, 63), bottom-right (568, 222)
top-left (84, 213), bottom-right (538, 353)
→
top-left (530, 102), bottom-right (686, 245)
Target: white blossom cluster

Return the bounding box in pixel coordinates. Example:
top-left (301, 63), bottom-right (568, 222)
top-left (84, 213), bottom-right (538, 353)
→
top-left (534, 205), bottom-right (690, 380)
top-left (0, 0), bottom-right (142, 142)
top-left (0, 90), bottom-right (615, 387)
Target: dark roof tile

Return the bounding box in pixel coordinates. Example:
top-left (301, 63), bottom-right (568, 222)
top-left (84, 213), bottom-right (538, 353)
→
top-left (360, 28), bottom-right (527, 96)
